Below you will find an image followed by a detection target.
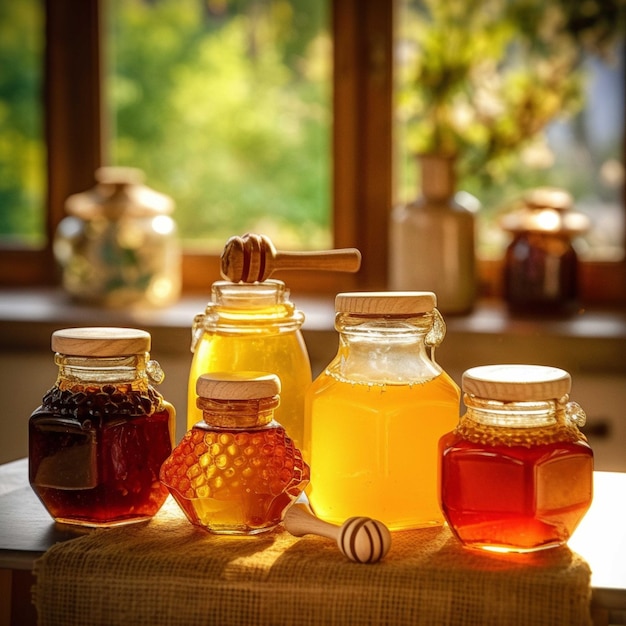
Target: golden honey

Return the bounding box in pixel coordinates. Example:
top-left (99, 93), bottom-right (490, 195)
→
top-left (187, 280), bottom-right (311, 450)
top-left (304, 292), bottom-right (460, 531)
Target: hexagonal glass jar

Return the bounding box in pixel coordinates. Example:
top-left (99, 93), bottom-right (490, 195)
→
top-left (439, 364), bottom-right (593, 552)
top-left (29, 327), bottom-right (175, 527)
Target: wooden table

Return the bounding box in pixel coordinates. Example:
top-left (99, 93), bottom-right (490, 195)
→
top-left (1, 458), bottom-right (625, 626)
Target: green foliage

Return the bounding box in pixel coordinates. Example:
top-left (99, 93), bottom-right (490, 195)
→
top-left (109, 0), bottom-right (331, 250)
top-left (0, 0), bottom-right (44, 243)
top-left (399, 0), bottom-right (623, 188)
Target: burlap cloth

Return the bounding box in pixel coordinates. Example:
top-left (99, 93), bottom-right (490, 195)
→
top-left (33, 497), bottom-right (592, 626)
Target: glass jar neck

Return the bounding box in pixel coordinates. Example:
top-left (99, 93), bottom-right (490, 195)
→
top-left (55, 353), bottom-right (154, 386)
top-left (460, 393), bottom-right (587, 446)
top-left (191, 280), bottom-right (304, 348)
top-left (336, 310), bottom-right (444, 347)
top-left (464, 395), bottom-right (559, 429)
top-left (330, 312), bottom-right (443, 384)
top-left (197, 396), bottom-right (279, 429)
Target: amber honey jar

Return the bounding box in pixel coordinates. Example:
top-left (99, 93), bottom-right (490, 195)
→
top-left (305, 292), bottom-right (460, 531)
top-left (501, 187), bottom-right (589, 315)
top-left (161, 372), bottom-right (309, 535)
top-left (439, 364), bottom-right (593, 552)
top-left (29, 328), bottom-right (175, 527)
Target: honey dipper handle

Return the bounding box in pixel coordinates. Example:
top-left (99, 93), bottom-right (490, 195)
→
top-left (283, 502), bottom-right (339, 542)
top-left (274, 248), bottom-right (362, 274)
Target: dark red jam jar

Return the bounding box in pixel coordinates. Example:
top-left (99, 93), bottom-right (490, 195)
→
top-left (439, 364), bottom-right (593, 553)
top-left (29, 327), bottom-right (175, 527)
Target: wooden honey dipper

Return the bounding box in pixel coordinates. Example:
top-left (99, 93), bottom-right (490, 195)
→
top-left (220, 233), bottom-right (362, 283)
top-left (283, 501), bottom-right (391, 564)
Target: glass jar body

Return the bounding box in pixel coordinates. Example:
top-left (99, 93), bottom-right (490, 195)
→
top-left (305, 312), bottom-right (460, 530)
top-left (54, 213), bottom-right (181, 308)
top-left (504, 230), bottom-right (578, 314)
top-left (187, 281), bottom-right (312, 449)
top-left (29, 354), bottom-right (175, 527)
top-left (161, 397), bottom-right (309, 535)
top-left (439, 397), bottom-right (593, 552)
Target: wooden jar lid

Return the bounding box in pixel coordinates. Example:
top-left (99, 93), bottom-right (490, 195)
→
top-left (51, 327), bottom-right (151, 356)
top-left (196, 372), bottom-right (281, 400)
top-left (462, 364), bottom-right (571, 401)
top-left (335, 292), bottom-right (436, 315)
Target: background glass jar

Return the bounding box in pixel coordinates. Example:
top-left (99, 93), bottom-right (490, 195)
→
top-left (162, 372), bottom-right (309, 534)
top-left (439, 364), bottom-right (593, 552)
top-left (500, 187), bottom-right (590, 315)
top-left (305, 291), bottom-right (460, 531)
top-left (29, 327), bottom-right (175, 527)
top-left (54, 167), bottom-right (181, 308)
top-left (188, 280), bottom-right (311, 450)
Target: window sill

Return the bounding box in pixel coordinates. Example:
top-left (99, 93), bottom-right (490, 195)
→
top-left (1, 287), bottom-right (625, 375)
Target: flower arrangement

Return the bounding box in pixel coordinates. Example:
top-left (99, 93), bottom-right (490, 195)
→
top-left (398, 0), bottom-right (624, 186)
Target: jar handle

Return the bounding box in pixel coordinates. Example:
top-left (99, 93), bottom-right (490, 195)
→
top-left (425, 308), bottom-right (446, 359)
top-left (564, 400), bottom-right (586, 428)
top-left (146, 359), bottom-right (165, 385)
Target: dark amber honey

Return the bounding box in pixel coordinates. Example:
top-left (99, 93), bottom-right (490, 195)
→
top-left (439, 433), bottom-right (593, 551)
top-left (29, 382), bottom-right (172, 526)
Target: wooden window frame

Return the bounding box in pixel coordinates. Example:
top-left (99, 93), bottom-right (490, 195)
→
top-left (1, 0), bottom-right (624, 304)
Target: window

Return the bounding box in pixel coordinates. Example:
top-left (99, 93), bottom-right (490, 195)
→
top-left (0, 0), bottom-right (623, 303)
top-left (107, 0), bottom-right (332, 252)
top-left (0, 0), bottom-right (45, 247)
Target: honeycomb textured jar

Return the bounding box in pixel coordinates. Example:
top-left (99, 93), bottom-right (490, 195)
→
top-left (162, 372), bottom-right (309, 534)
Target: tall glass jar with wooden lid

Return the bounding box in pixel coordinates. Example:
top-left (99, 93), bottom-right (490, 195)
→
top-left (304, 291), bottom-right (460, 530)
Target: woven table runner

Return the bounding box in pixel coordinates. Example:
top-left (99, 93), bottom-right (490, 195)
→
top-left (33, 497), bottom-right (592, 626)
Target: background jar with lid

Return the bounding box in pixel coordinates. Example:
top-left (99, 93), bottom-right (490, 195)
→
top-left (500, 187), bottom-right (590, 315)
top-left (162, 372), bottom-right (309, 535)
top-left (54, 167), bottom-right (181, 308)
top-left (304, 291), bottom-right (460, 531)
top-left (29, 327), bottom-right (176, 527)
top-left (188, 279), bottom-right (312, 450)
top-left (439, 364), bottom-right (593, 553)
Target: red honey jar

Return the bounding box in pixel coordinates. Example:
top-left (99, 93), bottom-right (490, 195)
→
top-left (439, 364), bottom-right (593, 553)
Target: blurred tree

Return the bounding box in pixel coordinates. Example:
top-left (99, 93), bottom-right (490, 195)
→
top-left (108, 0), bottom-right (331, 250)
top-left (0, 0), bottom-right (44, 244)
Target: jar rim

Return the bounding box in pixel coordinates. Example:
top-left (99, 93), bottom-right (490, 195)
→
top-left (335, 291), bottom-right (436, 315)
top-left (462, 364), bottom-right (571, 401)
top-left (51, 327), bottom-right (151, 357)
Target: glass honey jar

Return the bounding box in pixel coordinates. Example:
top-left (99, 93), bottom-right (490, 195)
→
top-left (501, 187), bottom-right (590, 315)
top-left (187, 280), bottom-right (312, 450)
top-left (29, 327), bottom-right (175, 527)
top-left (304, 292), bottom-right (461, 531)
top-left (161, 372), bottom-right (309, 535)
top-left (54, 167), bottom-right (181, 308)
top-left (439, 364), bottom-right (593, 552)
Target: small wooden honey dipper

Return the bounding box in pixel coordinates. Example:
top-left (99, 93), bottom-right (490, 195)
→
top-left (220, 233), bottom-right (362, 283)
top-left (283, 501), bottom-right (391, 564)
